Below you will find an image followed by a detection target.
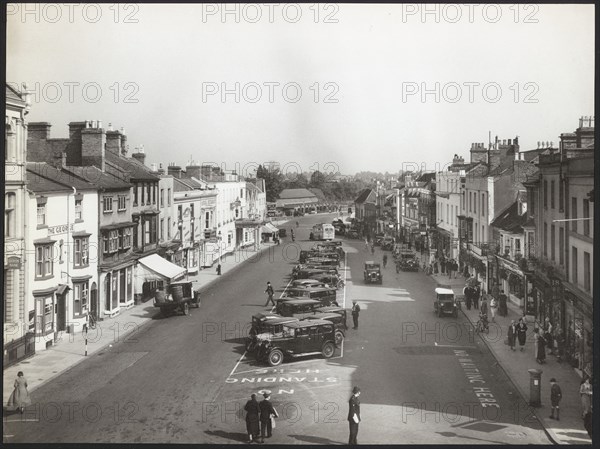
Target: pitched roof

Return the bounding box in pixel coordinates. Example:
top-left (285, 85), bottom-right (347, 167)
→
top-left (6, 83), bottom-right (25, 103)
top-left (354, 188), bottom-right (376, 204)
top-left (308, 188), bottom-right (326, 200)
top-left (26, 163), bottom-right (96, 193)
top-left (63, 165), bottom-right (132, 190)
top-left (490, 201), bottom-right (526, 234)
top-left (173, 177), bottom-right (211, 191)
top-left (278, 188), bottom-right (317, 200)
top-left (105, 152), bottom-right (160, 181)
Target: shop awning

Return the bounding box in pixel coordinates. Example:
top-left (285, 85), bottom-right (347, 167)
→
top-left (135, 254), bottom-right (186, 290)
top-left (261, 223), bottom-right (279, 234)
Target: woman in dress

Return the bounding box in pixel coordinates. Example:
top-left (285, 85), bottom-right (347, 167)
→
top-left (516, 318), bottom-right (528, 351)
top-left (580, 377), bottom-right (593, 418)
top-left (244, 393), bottom-right (260, 443)
top-left (6, 371), bottom-right (31, 414)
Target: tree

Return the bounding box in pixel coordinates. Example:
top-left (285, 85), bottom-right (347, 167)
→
top-left (257, 164), bottom-right (284, 202)
top-left (310, 170), bottom-right (327, 188)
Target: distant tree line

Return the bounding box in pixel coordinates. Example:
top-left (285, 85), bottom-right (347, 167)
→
top-left (256, 165), bottom-right (394, 203)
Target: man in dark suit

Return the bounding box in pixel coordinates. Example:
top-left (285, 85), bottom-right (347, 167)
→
top-left (259, 392), bottom-right (278, 442)
top-left (348, 386), bottom-right (361, 445)
top-left (351, 301), bottom-right (361, 330)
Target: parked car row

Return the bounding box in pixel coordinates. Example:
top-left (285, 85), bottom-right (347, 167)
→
top-left (245, 241), bottom-right (349, 366)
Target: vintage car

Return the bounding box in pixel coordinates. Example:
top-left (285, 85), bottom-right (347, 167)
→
top-left (434, 287), bottom-right (458, 318)
top-left (255, 320), bottom-right (339, 366)
top-left (293, 267), bottom-right (338, 280)
top-left (153, 281), bottom-right (201, 316)
top-left (364, 261), bottom-right (382, 284)
top-left (276, 298), bottom-right (324, 317)
top-left (246, 315), bottom-right (299, 352)
top-left (281, 286), bottom-right (338, 306)
top-left (290, 279), bottom-right (329, 289)
top-left (381, 236), bottom-right (395, 251)
top-left (278, 228), bottom-right (287, 238)
top-left (301, 313), bottom-right (346, 345)
top-left (374, 234), bottom-right (385, 246)
top-left (397, 251), bottom-right (419, 271)
top-left (305, 256), bottom-right (339, 268)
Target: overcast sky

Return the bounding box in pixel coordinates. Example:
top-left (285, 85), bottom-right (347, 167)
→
top-left (7, 3), bottom-right (594, 176)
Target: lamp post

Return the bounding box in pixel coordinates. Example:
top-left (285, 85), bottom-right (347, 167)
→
top-left (217, 230), bottom-right (222, 264)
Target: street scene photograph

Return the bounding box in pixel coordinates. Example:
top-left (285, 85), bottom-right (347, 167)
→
top-left (3, 2), bottom-right (595, 445)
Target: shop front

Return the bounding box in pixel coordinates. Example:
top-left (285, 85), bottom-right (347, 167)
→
top-left (135, 254), bottom-right (187, 302)
top-left (563, 284), bottom-right (593, 378)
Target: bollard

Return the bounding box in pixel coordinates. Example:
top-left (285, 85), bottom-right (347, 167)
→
top-left (528, 368), bottom-right (543, 407)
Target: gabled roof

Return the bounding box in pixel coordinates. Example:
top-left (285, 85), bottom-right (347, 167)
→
top-left (354, 188), bottom-right (376, 204)
top-left (173, 177), bottom-right (211, 191)
top-left (416, 172), bottom-right (436, 184)
top-left (6, 83), bottom-right (25, 103)
top-left (490, 201), bottom-right (526, 234)
top-left (308, 188), bottom-right (326, 200)
top-left (63, 165), bottom-right (132, 190)
top-left (26, 163), bottom-right (96, 193)
top-left (105, 152), bottom-right (160, 181)
top-left (278, 189), bottom-right (317, 200)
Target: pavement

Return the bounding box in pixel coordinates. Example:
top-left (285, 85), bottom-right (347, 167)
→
top-left (3, 238), bottom-right (283, 407)
top-left (428, 270), bottom-right (592, 445)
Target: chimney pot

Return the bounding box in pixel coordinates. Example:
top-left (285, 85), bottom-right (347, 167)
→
top-left (97, 120), bottom-right (102, 129)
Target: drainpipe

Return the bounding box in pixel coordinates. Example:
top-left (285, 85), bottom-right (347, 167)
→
top-left (68, 187), bottom-right (76, 334)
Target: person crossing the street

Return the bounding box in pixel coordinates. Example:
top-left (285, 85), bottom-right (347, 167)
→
top-left (351, 300), bottom-right (361, 330)
top-left (264, 282), bottom-right (275, 307)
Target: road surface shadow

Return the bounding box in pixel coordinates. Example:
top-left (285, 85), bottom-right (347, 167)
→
top-left (288, 434), bottom-right (341, 445)
top-left (204, 429), bottom-right (248, 443)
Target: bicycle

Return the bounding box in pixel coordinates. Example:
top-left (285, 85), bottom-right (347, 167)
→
top-left (475, 314), bottom-right (489, 334)
top-left (88, 312), bottom-right (97, 330)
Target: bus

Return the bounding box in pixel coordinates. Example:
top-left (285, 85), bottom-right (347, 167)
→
top-left (312, 223), bottom-right (335, 241)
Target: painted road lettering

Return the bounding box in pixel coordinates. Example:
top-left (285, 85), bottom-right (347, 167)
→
top-left (454, 350), bottom-right (500, 409)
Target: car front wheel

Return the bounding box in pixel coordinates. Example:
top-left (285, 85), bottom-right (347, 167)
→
top-left (267, 349), bottom-right (284, 366)
top-left (321, 342), bottom-right (335, 358)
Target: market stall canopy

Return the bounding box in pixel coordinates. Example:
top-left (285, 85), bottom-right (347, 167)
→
top-left (261, 222), bottom-right (279, 234)
top-left (135, 254), bottom-right (186, 291)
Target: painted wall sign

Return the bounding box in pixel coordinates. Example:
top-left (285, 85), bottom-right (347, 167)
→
top-left (47, 223), bottom-right (74, 235)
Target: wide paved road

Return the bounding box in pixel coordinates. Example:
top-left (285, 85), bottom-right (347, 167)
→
top-left (5, 213), bottom-right (551, 444)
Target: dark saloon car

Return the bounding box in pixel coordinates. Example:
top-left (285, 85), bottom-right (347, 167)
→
top-left (255, 320), bottom-right (339, 366)
top-left (246, 315), bottom-right (299, 352)
top-left (364, 261), bottom-right (382, 284)
top-left (276, 299), bottom-right (324, 317)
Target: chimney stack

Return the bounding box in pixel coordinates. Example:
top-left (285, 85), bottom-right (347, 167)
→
top-left (132, 145), bottom-right (146, 165)
top-left (53, 151), bottom-right (66, 169)
top-left (81, 126), bottom-right (106, 170)
top-left (157, 163), bottom-right (165, 175)
top-left (168, 163), bottom-right (182, 178)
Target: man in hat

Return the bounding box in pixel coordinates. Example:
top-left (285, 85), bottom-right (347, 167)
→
top-left (259, 392), bottom-right (278, 442)
top-left (351, 301), bottom-right (361, 330)
top-left (264, 282), bottom-right (275, 307)
top-left (348, 386), bottom-right (361, 445)
top-left (549, 378), bottom-right (562, 420)
top-left (244, 393), bottom-right (260, 443)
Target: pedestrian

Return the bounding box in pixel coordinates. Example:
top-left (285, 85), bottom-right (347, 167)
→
top-left (480, 296), bottom-right (488, 317)
top-left (498, 290), bottom-right (508, 317)
top-left (244, 393), bottom-right (261, 443)
top-left (472, 285), bottom-right (480, 310)
top-left (554, 327), bottom-right (565, 362)
top-left (516, 318), bottom-right (528, 351)
top-left (440, 257), bottom-right (447, 275)
top-left (463, 286), bottom-right (472, 310)
top-left (549, 378), bottom-right (562, 421)
top-left (348, 386), bottom-right (361, 445)
top-left (259, 392), bottom-right (278, 442)
top-left (508, 320), bottom-right (517, 351)
top-left (583, 410), bottom-right (593, 438)
top-left (216, 263), bottom-right (222, 275)
top-left (534, 328), bottom-right (546, 364)
top-left (351, 300), bottom-right (361, 330)
top-left (6, 371), bottom-right (31, 414)
top-left (453, 260), bottom-right (459, 278)
top-left (264, 282), bottom-right (275, 307)
top-left (580, 377), bottom-right (593, 418)
top-left (544, 318), bottom-right (554, 355)
top-left (489, 296), bottom-right (498, 322)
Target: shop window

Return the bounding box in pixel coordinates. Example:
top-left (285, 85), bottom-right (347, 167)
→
top-left (583, 252), bottom-right (590, 292)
